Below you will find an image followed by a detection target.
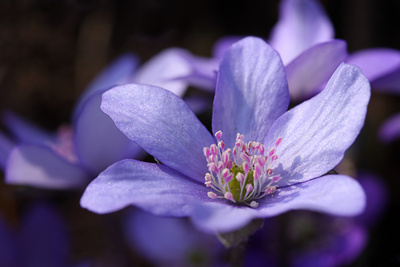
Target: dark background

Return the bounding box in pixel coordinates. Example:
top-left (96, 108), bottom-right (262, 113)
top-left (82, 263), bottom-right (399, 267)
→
top-left (0, 0), bottom-right (400, 266)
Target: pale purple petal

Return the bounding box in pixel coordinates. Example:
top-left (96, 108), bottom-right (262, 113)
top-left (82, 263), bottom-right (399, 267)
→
top-left (80, 159), bottom-right (210, 216)
top-left (133, 48), bottom-right (192, 97)
top-left (73, 53), bottom-right (139, 121)
top-left (192, 175), bottom-right (365, 233)
top-left (179, 55), bottom-right (219, 91)
top-left (19, 202), bottom-right (69, 267)
top-left (265, 63), bottom-right (370, 186)
top-left (101, 84), bottom-right (214, 183)
top-left (346, 48), bottom-right (400, 83)
top-left (286, 40), bottom-right (348, 101)
top-left (191, 202), bottom-right (260, 234)
top-left (6, 145), bottom-right (89, 189)
top-left (0, 131), bottom-right (14, 169)
top-left (378, 113), bottom-right (400, 143)
top-left (74, 92), bottom-right (144, 174)
top-left (2, 111), bottom-right (55, 144)
top-left (212, 36), bottom-right (290, 148)
top-left (269, 0), bottom-right (334, 64)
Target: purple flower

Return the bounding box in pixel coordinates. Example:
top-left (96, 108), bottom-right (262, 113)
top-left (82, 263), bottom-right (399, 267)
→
top-left (270, 0), bottom-right (400, 98)
top-left (81, 37), bottom-right (370, 233)
top-left (0, 48), bottom-right (193, 189)
top-left (186, 0), bottom-right (400, 102)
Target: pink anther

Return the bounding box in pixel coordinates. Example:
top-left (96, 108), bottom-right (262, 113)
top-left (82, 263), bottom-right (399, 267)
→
top-left (275, 137), bottom-right (282, 147)
top-left (207, 192), bottom-right (219, 199)
top-left (246, 184), bottom-right (253, 193)
top-left (215, 130), bottom-right (223, 142)
top-left (224, 192), bottom-right (235, 202)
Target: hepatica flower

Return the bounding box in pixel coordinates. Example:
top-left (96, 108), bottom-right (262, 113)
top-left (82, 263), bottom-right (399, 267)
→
top-left (0, 48), bottom-right (193, 189)
top-left (186, 0), bottom-right (400, 102)
top-left (81, 37), bottom-right (370, 233)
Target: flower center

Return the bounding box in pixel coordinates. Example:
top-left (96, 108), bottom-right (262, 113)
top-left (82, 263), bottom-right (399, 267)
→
top-left (203, 130), bottom-right (282, 208)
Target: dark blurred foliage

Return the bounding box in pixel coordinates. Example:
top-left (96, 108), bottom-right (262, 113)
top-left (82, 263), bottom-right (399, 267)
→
top-left (0, 0), bottom-right (400, 266)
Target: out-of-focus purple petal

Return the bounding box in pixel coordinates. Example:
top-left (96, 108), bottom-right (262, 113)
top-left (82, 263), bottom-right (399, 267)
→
top-left (378, 112), bottom-right (400, 143)
top-left (101, 84), bottom-right (214, 183)
top-left (192, 175), bottom-right (365, 233)
top-left (347, 48), bottom-right (400, 93)
top-left (0, 214), bottom-right (17, 266)
top-left (179, 55), bottom-right (219, 91)
top-left (133, 48), bottom-right (192, 97)
top-left (6, 145), bottom-right (89, 189)
top-left (124, 209), bottom-right (197, 264)
top-left (265, 63), bottom-right (370, 186)
top-left (74, 92), bottom-right (144, 174)
top-left (19, 202), bottom-right (69, 267)
top-left (269, 0), bottom-right (334, 64)
top-left (73, 53), bottom-right (139, 121)
top-left (370, 68), bottom-right (400, 93)
top-left (212, 36), bottom-right (243, 59)
top-left (80, 159), bottom-right (210, 216)
top-left (292, 223), bottom-right (367, 267)
top-left (356, 172), bottom-right (387, 226)
top-left (346, 48), bottom-right (400, 83)
top-left (213, 36), bottom-right (290, 148)
top-left (286, 40), bottom-right (348, 101)
top-left (0, 131), bottom-right (14, 169)
top-left (2, 111), bottom-right (55, 144)
top-left (184, 95), bottom-right (213, 114)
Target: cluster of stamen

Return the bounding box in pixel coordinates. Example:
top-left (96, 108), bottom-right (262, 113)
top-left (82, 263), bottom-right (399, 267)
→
top-left (203, 130), bottom-right (282, 208)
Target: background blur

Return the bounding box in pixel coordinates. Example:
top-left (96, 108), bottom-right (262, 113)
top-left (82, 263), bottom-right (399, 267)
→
top-left (0, 0), bottom-right (400, 266)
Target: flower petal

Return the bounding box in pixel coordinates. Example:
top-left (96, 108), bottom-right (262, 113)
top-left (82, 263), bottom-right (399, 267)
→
top-left (212, 36), bottom-right (290, 148)
top-left (286, 40), bottom-right (348, 101)
top-left (133, 48), bottom-right (192, 97)
top-left (80, 159), bottom-right (210, 215)
top-left (257, 175), bottom-right (365, 217)
top-left (0, 213), bottom-right (17, 265)
top-left (123, 209), bottom-right (197, 263)
top-left (269, 0), bottom-right (334, 64)
top-left (378, 112), bottom-right (400, 143)
top-left (265, 63), bottom-right (370, 186)
top-left (212, 36), bottom-right (242, 59)
top-left (2, 111), bottom-right (55, 144)
top-left (19, 202), bottom-right (69, 267)
top-left (191, 202), bottom-right (260, 233)
top-left (74, 92), bottom-right (144, 174)
top-left (346, 48), bottom-right (400, 83)
top-left (6, 145), bottom-right (89, 189)
top-left (179, 55), bottom-right (218, 91)
top-left (73, 53), bottom-right (139, 121)
top-left (369, 68), bottom-right (400, 93)
top-left (101, 84), bottom-right (215, 183)
top-left (0, 131), bottom-right (14, 169)
top-left (192, 174), bottom-right (365, 233)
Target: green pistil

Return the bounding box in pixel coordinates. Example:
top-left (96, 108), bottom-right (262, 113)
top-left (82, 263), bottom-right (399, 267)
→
top-left (226, 163), bottom-right (254, 202)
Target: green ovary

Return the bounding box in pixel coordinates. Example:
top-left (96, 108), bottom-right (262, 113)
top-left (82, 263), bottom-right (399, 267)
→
top-left (226, 163), bottom-right (254, 202)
